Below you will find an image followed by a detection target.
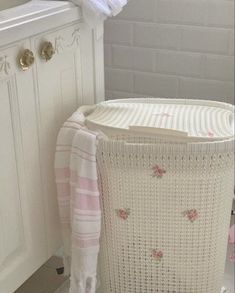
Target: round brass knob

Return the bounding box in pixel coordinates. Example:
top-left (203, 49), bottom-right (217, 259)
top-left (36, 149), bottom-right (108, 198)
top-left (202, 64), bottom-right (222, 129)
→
top-left (40, 42), bottom-right (55, 61)
top-left (19, 49), bottom-right (35, 71)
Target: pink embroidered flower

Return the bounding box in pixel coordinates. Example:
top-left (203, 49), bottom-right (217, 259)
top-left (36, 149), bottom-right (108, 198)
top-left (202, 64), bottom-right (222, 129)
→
top-left (152, 165), bottom-right (166, 178)
top-left (116, 208), bottom-right (130, 220)
top-left (230, 251), bottom-right (235, 263)
top-left (208, 131), bottom-right (214, 138)
top-left (183, 209), bottom-right (199, 222)
top-left (151, 249), bottom-right (163, 261)
top-left (199, 131), bottom-right (215, 138)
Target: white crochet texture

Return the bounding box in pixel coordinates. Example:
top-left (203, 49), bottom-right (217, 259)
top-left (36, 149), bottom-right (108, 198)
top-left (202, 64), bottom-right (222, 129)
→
top-left (85, 98), bottom-right (234, 293)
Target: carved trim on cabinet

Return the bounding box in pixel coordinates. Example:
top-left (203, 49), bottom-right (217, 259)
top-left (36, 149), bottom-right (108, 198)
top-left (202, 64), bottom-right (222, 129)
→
top-left (54, 28), bottom-right (80, 53)
top-left (0, 55), bottom-right (11, 75)
top-left (68, 28), bottom-right (80, 48)
top-left (54, 36), bottom-right (64, 54)
top-left (34, 24), bottom-right (81, 59)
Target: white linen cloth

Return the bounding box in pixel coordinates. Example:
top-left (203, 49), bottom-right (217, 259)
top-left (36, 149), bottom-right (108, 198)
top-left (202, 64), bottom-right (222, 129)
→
top-left (55, 108), bottom-right (102, 293)
top-left (71, 0), bottom-right (128, 26)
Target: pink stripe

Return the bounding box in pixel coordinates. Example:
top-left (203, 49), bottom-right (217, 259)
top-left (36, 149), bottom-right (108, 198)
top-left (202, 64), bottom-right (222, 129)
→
top-left (72, 145), bottom-right (95, 157)
top-left (57, 149), bottom-right (96, 162)
top-left (56, 150), bottom-right (96, 163)
top-left (76, 219), bottom-right (100, 222)
top-left (56, 149), bottom-right (94, 158)
top-left (70, 151), bottom-right (96, 162)
top-left (62, 125), bottom-right (82, 131)
top-left (229, 224), bottom-right (235, 244)
top-left (73, 193), bottom-right (100, 210)
top-left (55, 148), bottom-right (71, 153)
top-left (74, 231), bottom-right (100, 236)
top-left (55, 168), bottom-right (70, 179)
top-left (230, 251), bottom-right (235, 263)
top-left (56, 183), bottom-right (70, 197)
top-left (73, 211), bottom-right (101, 216)
top-left (55, 170), bottom-right (98, 192)
top-left (70, 172), bottom-right (98, 191)
top-left (57, 144), bottom-right (95, 157)
top-left (73, 238), bottom-right (100, 248)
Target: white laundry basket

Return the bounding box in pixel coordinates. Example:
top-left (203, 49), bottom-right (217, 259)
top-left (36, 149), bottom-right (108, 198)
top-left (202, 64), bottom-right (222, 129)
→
top-left (85, 98), bottom-right (235, 293)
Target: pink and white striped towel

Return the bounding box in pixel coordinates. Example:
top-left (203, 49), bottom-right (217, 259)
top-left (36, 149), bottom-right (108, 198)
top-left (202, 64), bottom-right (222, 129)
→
top-left (229, 224), bottom-right (235, 263)
top-left (55, 107), bottom-right (101, 293)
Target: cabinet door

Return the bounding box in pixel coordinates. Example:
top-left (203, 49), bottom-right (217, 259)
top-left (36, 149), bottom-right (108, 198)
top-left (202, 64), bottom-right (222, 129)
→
top-left (32, 22), bottom-right (97, 257)
top-left (0, 42), bottom-right (47, 293)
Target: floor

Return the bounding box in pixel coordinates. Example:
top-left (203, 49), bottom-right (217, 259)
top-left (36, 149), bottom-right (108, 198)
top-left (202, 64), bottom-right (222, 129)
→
top-left (15, 252), bottom-right (234, 293)
top-left (15, 257), bottom-right (68, 293)
top-left (54, 280), bottom-right (70, 293)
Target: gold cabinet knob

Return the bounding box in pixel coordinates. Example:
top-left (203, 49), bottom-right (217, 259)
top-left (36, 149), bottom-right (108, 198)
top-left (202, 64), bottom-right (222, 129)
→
top-left (19, 49), bottom-right (35, 71)
top-left (40, 42), bottom-right (55, 61)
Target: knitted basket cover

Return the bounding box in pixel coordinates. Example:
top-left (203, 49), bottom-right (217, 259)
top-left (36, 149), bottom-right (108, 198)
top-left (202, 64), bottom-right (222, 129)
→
top-left (86, 98), bottom-right (234, 293)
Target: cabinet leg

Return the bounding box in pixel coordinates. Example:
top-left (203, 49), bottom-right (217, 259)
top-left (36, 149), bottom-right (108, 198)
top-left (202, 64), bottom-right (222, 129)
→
top-left (56, 267), bottom-right (64, 275)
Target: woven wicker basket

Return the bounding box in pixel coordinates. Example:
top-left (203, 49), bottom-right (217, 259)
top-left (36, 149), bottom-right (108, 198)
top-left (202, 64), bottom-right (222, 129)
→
top-left (85, 98), bottom-right (234, 293)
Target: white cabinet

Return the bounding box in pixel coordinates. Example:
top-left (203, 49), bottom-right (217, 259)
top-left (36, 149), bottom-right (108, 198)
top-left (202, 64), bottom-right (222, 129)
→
top-left (0, 40), bottom-right (47, 293)
top-left (0, 20), bottom-right (104, 293)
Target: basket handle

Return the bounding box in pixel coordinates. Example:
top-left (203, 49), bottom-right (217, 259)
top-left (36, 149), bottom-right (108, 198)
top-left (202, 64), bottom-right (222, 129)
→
top-left (128, 126), bottom-right (188, 137)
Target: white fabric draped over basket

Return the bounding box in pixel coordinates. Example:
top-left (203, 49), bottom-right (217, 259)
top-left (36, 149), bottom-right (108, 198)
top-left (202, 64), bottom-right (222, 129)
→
top-left (55, 110), bottom-right (102, 293)
top-left (70, 0), bottom-right (128, 26)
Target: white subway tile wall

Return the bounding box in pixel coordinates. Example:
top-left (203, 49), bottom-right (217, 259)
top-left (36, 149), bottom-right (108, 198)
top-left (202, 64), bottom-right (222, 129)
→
top-left (104, 0), bottom-right (234, 104)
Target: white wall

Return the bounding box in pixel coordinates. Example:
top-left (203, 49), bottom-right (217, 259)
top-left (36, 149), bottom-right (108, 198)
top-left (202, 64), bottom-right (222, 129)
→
top-left (104, 0), bottom-right (234, 104)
